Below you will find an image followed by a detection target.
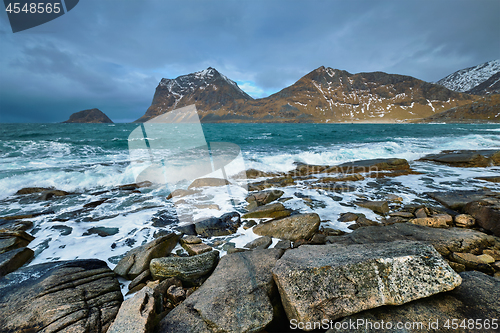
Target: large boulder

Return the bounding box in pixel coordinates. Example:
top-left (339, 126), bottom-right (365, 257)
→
top-left (464, 200), bottom-right (500, 237)
top-left (0, 247), bottom-right (34, 277)
top-left (246, 190), bottom-right (284, 206)
top-left (253, 213), bottom-right (321, 241)
top-left (0, 259), bottom-right (123, 333)
top-left (272, 241), bottom-right (461, 325)
top-left (327, 223), bottom-right (496, 257)
top-left (0, 230), bottom-right (34, 254)
top-left (242, 202), bottom-right (291, 219)
top-left (113, 232), bottom-right (180, 280)
top-left (150, 250), bottom-right (219, 285)
top-left (188, 178), bottom-right (230, 189)
top-left (158, 249), bottom-right (284, 333)
top-left (194, 212), bottom-right (241, 237)
top-left (332, 271), bottom-right (500, 332)
top-left (355, 200), bottom-right (389, 215)
top-left (107, 286), bottom-right (156, 333)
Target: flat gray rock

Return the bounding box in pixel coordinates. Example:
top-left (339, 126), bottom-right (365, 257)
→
top-left (327, 223), bottom-right (496, 256)
top-left (272, 241), bottom-right (461, 324)
top-left (253, 213), bottom-right (320, 241)
top-left (158, 248), bottom-right (284, 333)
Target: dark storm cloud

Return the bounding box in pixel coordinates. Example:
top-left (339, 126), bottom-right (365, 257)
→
top-left (0, 0), bottom-right (498, 122)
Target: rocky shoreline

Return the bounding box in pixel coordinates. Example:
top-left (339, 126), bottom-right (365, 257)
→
top-left (1, 149), bottom-right (499, 332)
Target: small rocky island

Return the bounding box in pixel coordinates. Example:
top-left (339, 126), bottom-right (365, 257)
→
top-left (63, 108), bottom-right (113, 123)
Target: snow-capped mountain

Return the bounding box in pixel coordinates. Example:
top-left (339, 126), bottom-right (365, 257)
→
top-left (436, 59), bottom-right (500, 94)
top-left (136, 67), bottom-right (252, 122)
top-left (136, 67), bottom-right (475, 123)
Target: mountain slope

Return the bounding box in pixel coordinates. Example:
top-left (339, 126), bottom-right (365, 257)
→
top-left (63, 108), bottom-right (113, 123)
top-left (135, 68), bottom-right (253, 122)
top-left (436, 59), bottom-right (500, 94)
top-left (136, 67), bottom-right (476, 123)
top-left (418, 95), bottom-right (500, 123)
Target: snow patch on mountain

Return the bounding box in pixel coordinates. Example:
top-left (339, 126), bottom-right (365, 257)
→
top-left (436, 59), bottom-right (500, 92)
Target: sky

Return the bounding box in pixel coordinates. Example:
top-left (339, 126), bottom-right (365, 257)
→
top-left (0, 0), bottom-right (499, 123)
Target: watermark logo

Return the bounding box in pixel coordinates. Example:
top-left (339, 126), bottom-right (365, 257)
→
top-left (4, 0), bottom-right (79, 33)
top-left (128, 104), bottom-right (247, 225)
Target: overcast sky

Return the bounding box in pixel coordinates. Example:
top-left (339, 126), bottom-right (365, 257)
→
top-left (0, 0), bottom-right (499, 122)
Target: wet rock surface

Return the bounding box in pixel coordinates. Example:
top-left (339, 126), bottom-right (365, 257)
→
top-left (0, 259), bottom-right (123, 333)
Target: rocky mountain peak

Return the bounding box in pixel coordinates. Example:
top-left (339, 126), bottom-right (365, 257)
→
top-left (436, 59), bottom-right (500, 94)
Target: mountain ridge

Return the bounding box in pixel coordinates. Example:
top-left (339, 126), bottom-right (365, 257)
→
top-left (136, 66), bottom-right (477, 123)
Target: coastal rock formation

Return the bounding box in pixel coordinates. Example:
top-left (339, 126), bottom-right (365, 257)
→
top-left (63, 108), bottom-right (113, 123)
top-left (333, 271), bottom-right (500, 333)
top-left (114, 233), bottom-right (179, 280)
top-left (0, 259), bottom-right (123, 333)
top-left (272, 241), bottom-right (461, 324)
top-left (158, 249), bottom-right (283, 333)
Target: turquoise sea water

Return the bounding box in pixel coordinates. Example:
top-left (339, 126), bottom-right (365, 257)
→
top-left (1, 123), bottom-right (499, 277)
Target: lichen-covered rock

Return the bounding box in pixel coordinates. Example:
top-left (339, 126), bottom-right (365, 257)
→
top-left (158, 249), bottom-right (284, 333)
top-left (253, 213), bottom-right (320, 241)
top-left (114, 232), bottom-right (179, 280)
top-left (150, 250), bottom-right (219, 285)
top-left (409, 215), bottom-right (451, 228)
top-left (272, 241), bottom-right (461, 324)
top-left (332, 271), bottom-right (500, 333)
top-left (0, 259), bottom-right (122, 333)
top-left (455, 214), bottom-right (476, 227)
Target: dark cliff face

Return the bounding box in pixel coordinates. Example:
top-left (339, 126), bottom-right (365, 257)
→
top-left (63, 108), bottom-right (113, 123)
